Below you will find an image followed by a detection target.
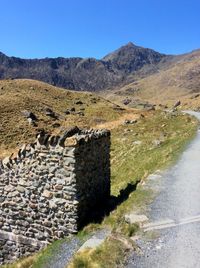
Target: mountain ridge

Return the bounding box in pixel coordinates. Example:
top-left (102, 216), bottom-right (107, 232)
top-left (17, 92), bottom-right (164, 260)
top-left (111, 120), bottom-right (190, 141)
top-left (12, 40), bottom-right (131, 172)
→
top-left (0, 42), bottom-right (168, 91)
top-left (105, 48), bottom-right (200, 108)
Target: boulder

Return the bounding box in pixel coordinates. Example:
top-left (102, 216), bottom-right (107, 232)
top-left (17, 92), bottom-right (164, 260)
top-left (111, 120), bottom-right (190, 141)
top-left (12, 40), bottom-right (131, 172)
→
top-left (144, 105), bottom-right (155, 111)
top-left (174, 100), bottom-right (181, 108)
top-left (75, 100), bottom-right (83, 105)
top-left (153, 139), bottom-right (162, 147)
top-left (21, 110), bottom-right (38, 121)
top-left (123, 98), bottom-right (132, 105)
top-left (125, 213), bottom-right (149, 225)
top-left (124, 119), bottom-right (137, 125)
top-left (133, 140), bottom-right (142, 145)
top-left (2, 157), bottom-right (11, 168)
top-left (75, 111), bottom-right (84, 116)
top-left (64, 110), bottom-right (70, 115)
top-left (44, 108), bottom-right (57, 119)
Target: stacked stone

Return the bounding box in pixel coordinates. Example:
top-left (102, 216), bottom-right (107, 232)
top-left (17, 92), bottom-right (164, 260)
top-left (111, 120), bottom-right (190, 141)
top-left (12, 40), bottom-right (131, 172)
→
top-left (0, 127), bottom-right (110, 264)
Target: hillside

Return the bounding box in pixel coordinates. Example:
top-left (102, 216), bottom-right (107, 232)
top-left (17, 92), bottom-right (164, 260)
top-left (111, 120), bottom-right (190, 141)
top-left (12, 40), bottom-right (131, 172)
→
top-left (2, 43), bottom-right (200, 109)
top-left (2, 91), bottom-right (198, 268)
top-left (0, 79), bottom-right (133, 158)
top-left (106, 49), bottom-right (200, 109)
top-left (0, 43), bottom-right (166, 91)
top-left (0, 80), bottom-right (199, 268)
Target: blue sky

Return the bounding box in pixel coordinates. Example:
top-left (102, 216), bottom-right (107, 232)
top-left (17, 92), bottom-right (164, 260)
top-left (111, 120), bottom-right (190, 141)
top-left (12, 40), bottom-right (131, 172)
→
top-left (1, 0), bottom-right (200, 58)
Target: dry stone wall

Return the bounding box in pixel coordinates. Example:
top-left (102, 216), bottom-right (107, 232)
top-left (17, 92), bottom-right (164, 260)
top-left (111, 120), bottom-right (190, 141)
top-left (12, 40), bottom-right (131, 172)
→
top-left (0, 127), bottom-right (110, 264)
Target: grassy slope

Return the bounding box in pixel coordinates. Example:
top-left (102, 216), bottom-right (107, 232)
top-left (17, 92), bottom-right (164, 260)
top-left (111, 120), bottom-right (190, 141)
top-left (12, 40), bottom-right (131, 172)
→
top-left (0, 79), bottom-right (128, 158)
top-left (69, 111), bottom-right (198, 268)
top-left (0, 79), bottom-right (198, 267)
top-left (3, 110), bottom-right (198, 268)
top-left (107, 112), bottom-right (197, 221)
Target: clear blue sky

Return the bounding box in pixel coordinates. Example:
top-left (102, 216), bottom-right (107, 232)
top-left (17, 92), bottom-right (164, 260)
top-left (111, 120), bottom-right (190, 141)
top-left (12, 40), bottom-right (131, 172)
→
top-left (1, 0), bottom-right (200, 59)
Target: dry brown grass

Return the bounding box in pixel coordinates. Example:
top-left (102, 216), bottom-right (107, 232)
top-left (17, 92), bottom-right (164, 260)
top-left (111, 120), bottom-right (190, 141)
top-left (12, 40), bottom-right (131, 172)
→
top-left (0, 79), bottom-right (131, 159)
top-left (94, 112), bottom-right (141, 130)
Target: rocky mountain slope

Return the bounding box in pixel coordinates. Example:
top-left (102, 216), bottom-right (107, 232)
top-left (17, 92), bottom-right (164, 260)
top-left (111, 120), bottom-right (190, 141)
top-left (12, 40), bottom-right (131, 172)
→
top-left (104, 49), bottom-right (200, 108)
top-left (1, 43), bottom-right (200, 107)
top-left (0, 43), bottom-right (167, 91)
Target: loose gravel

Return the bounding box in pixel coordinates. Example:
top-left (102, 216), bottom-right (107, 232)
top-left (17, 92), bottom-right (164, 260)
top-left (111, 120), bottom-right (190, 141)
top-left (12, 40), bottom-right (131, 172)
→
top-left (43, 229), bottom-right (110, 268)
top-left (127, 111), bottom-right (200, 268)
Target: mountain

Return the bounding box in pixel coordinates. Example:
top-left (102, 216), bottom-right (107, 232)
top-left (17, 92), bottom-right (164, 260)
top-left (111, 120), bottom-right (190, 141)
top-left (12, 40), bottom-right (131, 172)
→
top-left (109, 49), bottom-right (200, 108)
top-left (103, 42), bottom-right (166, 73)
top-left (1, 43), bottom-right (200, 106)
top-left (0, 43), bottom-right (167, 91)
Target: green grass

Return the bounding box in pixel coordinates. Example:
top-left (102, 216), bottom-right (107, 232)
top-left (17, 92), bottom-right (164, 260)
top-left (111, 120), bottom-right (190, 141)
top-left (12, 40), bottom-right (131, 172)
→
top-left (0, 239), bottom-right (68, 268)
top-left (1, 110), bottom-right (198, 268)
top-left (68, 237), bottom-right (128, 268)
top-left (103, 112), bottom-right (198, 227)
top-left (110, 112), bottom-right (197, 196)
top-left (31, 239), bottom-right (67, 268)
top-left (69, 111), bottom-right (198, 268)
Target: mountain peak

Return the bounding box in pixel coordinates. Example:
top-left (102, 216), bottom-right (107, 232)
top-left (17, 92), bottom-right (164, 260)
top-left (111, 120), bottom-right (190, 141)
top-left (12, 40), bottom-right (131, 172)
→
top-left (102, 42), bottom-right (166, 74)
top-left (0, 52), bottom-right (8, 63)
top-left (102, 42), bottom-right (138, 61)
top-left (0, 51), bottom-right (6, 57)
top-left (124, 41), bottom-right (136, 47)
top-left (119, 41), bottom-right (141, 50)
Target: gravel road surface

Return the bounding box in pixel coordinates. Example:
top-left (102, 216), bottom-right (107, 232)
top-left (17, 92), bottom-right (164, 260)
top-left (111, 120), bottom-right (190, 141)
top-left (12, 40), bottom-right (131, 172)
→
top-left (44, 229), bottom-right (110, 268)
top-left (127, 111), bottom-right (200, 268)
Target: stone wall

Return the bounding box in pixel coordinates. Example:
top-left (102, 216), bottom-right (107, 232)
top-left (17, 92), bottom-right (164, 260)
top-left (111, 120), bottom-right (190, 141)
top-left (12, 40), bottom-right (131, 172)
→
top-left (0, 127), bottom-right (110, 264)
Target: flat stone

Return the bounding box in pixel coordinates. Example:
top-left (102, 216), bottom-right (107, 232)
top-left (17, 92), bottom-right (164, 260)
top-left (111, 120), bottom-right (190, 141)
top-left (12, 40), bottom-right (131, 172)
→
top-left (18, 179), bottom-right (29, 186)
top-left (7, 191), bottom-right (20, 198)
top-left (78, 229), bottom-right (111, 252)
top-left (78, 238), bottom-right (104, 251)
top-left (147, 174), bottom-right (162, 181)
top-left (16, 186), bottom-right (25, 193)
top-left (133, 140), bottom-right (142, 145)
top-left (64, 137), bottom-right (78, 147)
top-left (42, 190), bottom-right (53, 199)
top-left (124, 213), bottom-right (149, 224)
top-left (4, 185), bottom-right (15, 192)
top-left (2, 157), bottom-right (11, 168)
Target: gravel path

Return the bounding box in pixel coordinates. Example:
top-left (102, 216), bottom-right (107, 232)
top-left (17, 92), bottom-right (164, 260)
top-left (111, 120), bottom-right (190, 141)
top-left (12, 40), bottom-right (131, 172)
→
top-left (43, 237), bottom-right (82, 268)
top-left (44, 229), bottom-right (110, 268)
top-left (127, 111), bottom-right (200, 268)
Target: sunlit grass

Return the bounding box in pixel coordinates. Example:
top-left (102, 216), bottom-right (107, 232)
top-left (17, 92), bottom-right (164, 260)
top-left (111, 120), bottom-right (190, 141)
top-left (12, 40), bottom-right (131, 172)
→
top-left (2, 111), bottom-right (198, 268)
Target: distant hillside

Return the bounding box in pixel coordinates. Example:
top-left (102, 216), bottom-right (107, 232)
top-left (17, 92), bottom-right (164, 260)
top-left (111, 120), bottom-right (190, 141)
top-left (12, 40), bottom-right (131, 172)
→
top-left (106, 49), bottom-right (200, 108)
top-left (1, 43), bottom-right (200, 107)
top-left (0, 43), bottom-right (166, 91)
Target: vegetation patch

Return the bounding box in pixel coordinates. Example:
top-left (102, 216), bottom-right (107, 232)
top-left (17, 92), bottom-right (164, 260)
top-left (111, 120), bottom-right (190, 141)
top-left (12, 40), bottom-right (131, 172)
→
top-left (68, 237), bottom-right (129, 268)
top-left (0, 85), bottom-right (198, 268)
top-left (0, 79), bottom-right (125, 158)
top-left (68, 111), bottom-right (199, 268)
